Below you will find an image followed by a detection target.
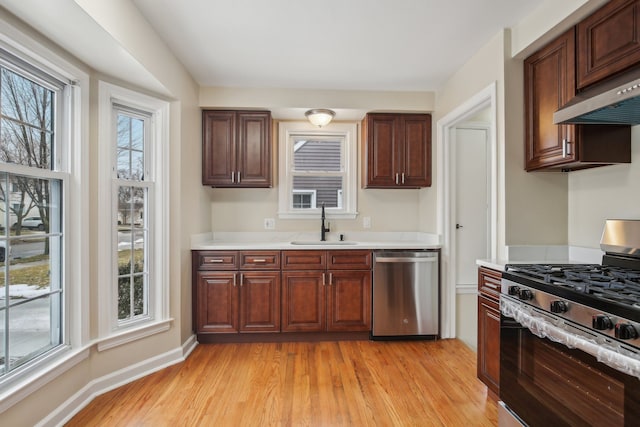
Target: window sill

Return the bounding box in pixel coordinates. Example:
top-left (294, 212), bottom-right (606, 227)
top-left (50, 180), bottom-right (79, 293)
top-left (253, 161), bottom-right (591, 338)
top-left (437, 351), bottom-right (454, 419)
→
top-left (97, 318), bottom-right (174, 352)
top-left (278, 211), bottom-right (358, 220)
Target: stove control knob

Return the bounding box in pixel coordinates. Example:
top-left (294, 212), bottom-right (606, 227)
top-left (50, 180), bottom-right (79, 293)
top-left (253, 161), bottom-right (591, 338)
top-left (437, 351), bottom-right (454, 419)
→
top-left (508, 286), bottom-right (520, 296)
top-left (518, 289), bottom-right (533, 301)
top-left (592, 315), bottom-right (613, 330)
top-left (550, 300), bottom-right (568, 313)
top-left (615, 323), bottom-right (638, 340)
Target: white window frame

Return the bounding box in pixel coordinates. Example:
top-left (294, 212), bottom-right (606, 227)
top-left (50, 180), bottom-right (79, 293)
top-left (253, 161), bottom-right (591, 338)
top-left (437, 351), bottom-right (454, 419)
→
top-left (97, 82), bottom-right (170, 350)
top-left (292, 189), bottom-right (317, 209)
top-left (278, 121), bottom-right (358, 219)
top-left (0, 20), bottom-right (89, 409)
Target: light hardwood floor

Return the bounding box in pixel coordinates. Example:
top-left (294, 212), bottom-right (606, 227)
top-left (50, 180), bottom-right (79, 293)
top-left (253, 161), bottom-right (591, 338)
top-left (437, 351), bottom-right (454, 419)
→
top-left (66, 339), bottom-right (498, 426)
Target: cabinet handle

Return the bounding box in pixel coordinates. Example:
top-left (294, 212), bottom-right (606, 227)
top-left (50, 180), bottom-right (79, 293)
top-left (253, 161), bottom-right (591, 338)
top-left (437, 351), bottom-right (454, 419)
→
top-left (562, 139), bottom-right (570, 158)
top-left (322, 273), bottom-right (326, 286)
top-left (239, 273), bottom-right (243, 287)
top-left (231, 172), bottom-right (235, 183)
top-left (237, 171), bottom-right (241, 183)
top-left (329, 273), bottom-right (333, 286)
top-left (395, 173), bottom-right (399, 185)
top-left (484, 282), bottom-right (498, 289)
top-left (206, 259), bottom-right (224, 263)
top-left (233, 273), bottom-right (237, 287)
top-left (251, 259), bottom-right (267, 263)
top-left (401, 173), bottom-right (405, 184)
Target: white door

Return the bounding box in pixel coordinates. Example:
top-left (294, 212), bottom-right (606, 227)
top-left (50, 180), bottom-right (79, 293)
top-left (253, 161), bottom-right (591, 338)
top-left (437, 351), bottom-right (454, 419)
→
top-left (454, 126), bottom-right (489, 286)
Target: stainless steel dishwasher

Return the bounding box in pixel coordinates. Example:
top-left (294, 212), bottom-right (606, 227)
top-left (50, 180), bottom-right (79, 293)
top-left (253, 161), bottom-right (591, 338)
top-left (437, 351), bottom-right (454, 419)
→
top-left (372, 250), bottom-right (440, 339)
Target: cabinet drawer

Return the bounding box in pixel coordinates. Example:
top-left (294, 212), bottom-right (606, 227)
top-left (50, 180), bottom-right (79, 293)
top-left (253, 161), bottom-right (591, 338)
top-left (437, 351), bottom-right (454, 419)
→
top-left (327, 250), bottom-right (372, 270)
top-left (478, 267), bottom-right (501, 300)
top-left (282, 250), bottom-right (326, 270)
top-left (240, 251), bottom-right (280, 270)
top-left (197, 251), bottom-right (238, 270)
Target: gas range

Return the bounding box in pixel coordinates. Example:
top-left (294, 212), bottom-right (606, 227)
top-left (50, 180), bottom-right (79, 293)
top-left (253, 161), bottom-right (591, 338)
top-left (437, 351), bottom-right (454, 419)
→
top-left (502, 263), bottom-right (640, 349)
top-left (498, 220), bottom-right (640, 426)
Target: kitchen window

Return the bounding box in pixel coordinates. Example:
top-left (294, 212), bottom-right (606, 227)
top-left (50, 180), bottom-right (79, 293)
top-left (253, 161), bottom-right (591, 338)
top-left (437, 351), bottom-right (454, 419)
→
top-left (0, 45), bottom-right (83, 388)
top-left (278, 121), bottom-right (358, 219)
top-left (97, 82), bottom-right (170, 348)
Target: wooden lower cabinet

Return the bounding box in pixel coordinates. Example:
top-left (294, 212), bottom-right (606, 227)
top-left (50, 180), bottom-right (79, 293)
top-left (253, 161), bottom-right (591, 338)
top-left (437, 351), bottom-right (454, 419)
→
top-left (195, 270), bottom-right (280, 333)
top-left (193, 249), bottom-right (373, 340)
top-left (281, 269), bottom-right (372, 332)
top-left (477, 267), bottom-right (501, 396)
top-left (196, 271), bottom-right (237, 333)
top-left (477, 294), bottom-right (500, 395)
top-left (239, 272), bottom-right (281, 332)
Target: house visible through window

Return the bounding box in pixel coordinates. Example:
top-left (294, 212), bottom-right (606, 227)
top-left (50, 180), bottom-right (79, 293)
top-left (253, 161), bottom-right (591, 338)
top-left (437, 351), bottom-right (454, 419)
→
top-left (0, 57), bottom-right (65, 380)
top-left (278, 122), bottom-right (358, 219)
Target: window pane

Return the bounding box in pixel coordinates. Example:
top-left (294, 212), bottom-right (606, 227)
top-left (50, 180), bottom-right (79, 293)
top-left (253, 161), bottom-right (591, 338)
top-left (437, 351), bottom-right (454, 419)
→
top-left (116, 185), bottom-right (147, 321)
top-left (0, 69), bottom-right (54, 170)
top-left (292, 176), bottom-right (342, 208)
top-left (116, 113), bottom-right (145, 181)
top-left (293, 139), bottom-right (341, 172)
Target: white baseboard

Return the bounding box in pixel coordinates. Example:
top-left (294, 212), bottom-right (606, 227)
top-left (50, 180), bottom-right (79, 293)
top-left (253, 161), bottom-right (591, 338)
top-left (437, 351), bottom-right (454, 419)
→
top-left (36, 334), bottom-right (198, 427)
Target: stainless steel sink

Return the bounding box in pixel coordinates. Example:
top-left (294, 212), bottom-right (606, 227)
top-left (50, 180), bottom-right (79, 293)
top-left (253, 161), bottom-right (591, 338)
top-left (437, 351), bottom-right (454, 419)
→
top-left (290, 241), bottom-right (357, 246)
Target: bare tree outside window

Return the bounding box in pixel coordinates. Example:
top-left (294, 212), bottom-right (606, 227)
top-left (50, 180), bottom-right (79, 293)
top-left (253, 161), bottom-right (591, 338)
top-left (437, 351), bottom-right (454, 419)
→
top-left (0, 59), bottom-right (64, 378)
top-left (0, 68), bottom-right (52, 247)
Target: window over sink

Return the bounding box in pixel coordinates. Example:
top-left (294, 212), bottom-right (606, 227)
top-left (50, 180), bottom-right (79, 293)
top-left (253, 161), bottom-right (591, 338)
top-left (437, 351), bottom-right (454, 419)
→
top-left (278, 121), bottom-right (357, 219)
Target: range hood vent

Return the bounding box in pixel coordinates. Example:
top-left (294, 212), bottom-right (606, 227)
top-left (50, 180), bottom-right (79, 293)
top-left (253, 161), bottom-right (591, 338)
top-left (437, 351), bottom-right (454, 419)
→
top-left (554, 68), bottom-right (640, 125)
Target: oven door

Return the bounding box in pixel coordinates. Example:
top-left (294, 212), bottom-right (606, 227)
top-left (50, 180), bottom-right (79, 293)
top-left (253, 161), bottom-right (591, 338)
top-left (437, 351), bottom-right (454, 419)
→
top-left (500, 295), bottom-right (640, 427)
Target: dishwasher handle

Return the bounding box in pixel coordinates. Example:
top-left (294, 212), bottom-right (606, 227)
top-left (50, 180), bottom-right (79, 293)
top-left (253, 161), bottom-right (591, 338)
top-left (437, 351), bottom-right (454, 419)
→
top-left (375, 256), bottom-right (437, 263)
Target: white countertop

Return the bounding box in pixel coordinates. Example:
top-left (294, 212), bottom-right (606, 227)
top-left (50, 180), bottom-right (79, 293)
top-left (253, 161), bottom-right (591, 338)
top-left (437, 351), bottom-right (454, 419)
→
top-left (476, 245), bottom-right (604, 272)
top-left (191, 231), bottom-right (442, 251)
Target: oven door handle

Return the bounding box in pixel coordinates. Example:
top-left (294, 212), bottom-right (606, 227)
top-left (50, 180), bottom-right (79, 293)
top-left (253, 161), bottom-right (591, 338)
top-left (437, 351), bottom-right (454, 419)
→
top-left (501, 297), bottom-right (640, 380)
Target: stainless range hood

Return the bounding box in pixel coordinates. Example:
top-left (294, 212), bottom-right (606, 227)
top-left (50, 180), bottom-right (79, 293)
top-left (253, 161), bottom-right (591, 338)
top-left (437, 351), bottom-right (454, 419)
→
top-left (554, 68), bottom-right (640, 125)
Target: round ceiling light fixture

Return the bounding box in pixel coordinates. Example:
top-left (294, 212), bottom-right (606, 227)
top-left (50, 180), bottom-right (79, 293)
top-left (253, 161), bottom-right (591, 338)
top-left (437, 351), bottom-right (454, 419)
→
top-left (305, 109), bottom-right (335, 127)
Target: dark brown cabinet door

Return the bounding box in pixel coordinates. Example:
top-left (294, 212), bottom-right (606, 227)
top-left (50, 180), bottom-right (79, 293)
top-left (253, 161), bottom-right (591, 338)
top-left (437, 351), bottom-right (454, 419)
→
top-left (362, 114), bottom-right (399, 187)
top-left (477, 295), bottom-right (500, 396)
top-left (525, 28), bottom-right (577, 171)
top-left (401, 115), bottom-right (431, 187)
top-left (281, 271), bottom-right (325, 332)
top-left (202, 111), bottom-right (236, 186)
top-left (196, 271), bottom-right (238, 333)
top-left (362, 113), bottom-right (431, 188)
top-left (202, 110), bottom-right (272, 187)
top-left (477, 267), bottom-right (501, 396)
top-left (239, 271), bottom-right (281, 332)
top-left (577, 0), bottom-right (640, 89)
top-left (236, 112), bottom-right (272, 187)
top-left (326, 270), bottom-right (371, 331)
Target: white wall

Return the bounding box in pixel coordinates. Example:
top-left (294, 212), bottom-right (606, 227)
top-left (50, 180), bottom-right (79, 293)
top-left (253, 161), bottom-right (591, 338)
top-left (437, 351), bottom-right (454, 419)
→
top-left (569, 127), bottom-right (640, 248)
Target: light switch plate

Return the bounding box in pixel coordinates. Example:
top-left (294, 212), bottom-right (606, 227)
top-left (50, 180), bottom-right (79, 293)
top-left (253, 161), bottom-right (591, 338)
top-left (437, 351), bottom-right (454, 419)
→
top-left (363, 216), bottom-right (371, 229)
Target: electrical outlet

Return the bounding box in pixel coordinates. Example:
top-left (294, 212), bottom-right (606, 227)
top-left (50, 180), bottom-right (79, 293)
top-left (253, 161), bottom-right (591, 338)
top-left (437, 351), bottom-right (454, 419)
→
top-left (363, 216), bottom-right (371, 229)
top-left (264, 218), bottom-right (275, 230)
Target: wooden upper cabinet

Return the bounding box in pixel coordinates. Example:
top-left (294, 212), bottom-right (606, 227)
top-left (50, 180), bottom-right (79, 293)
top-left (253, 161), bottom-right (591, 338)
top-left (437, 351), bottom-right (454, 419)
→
top-left (524, 28), bottom-right (632, 171)
top-left (202, 110), bottom-right (272, 187)
top-left (525, 28), bottom-right (577, 170)
top-left (577, 0), bottom-right (640, 89)
top-left (362, 113), bottom-right (431, 188)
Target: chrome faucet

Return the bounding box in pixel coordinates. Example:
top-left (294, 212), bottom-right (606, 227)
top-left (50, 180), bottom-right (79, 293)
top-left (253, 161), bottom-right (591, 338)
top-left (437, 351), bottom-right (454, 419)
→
top-left (320, 203), bottom-right (330, 241)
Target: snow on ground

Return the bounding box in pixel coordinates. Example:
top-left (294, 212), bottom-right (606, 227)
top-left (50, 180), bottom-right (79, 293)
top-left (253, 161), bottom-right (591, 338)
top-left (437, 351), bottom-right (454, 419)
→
top-left (0, 284), bottom-right (50, 299)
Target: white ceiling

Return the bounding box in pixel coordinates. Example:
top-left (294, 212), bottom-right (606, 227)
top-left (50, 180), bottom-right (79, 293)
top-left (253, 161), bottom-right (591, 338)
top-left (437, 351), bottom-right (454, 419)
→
top-left (133, 0), bottom-right (543, 92)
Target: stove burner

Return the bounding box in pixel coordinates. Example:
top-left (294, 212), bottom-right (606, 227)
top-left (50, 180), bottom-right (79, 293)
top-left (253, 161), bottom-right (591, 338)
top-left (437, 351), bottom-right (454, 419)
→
top-left (506, 264), bottom-right (640, 307)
